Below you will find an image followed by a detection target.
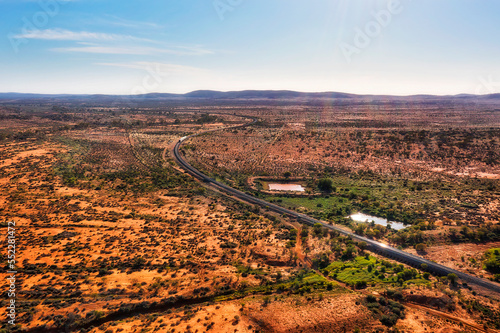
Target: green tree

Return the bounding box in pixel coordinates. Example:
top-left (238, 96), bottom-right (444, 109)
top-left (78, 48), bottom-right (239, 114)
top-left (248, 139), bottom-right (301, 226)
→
top-left (447, 273), bottom-right (458, 285)
top-left (485, 259), bottom-right (500, 274)
top-left (318, 178), bottom-right (334, 192)
top-left (313, 223), bottom-right (323, 236)
top-left (343, 244), bottom-right (356, 259)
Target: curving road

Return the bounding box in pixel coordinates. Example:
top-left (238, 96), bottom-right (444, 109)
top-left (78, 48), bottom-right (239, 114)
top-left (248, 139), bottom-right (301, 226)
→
top-left (173, 118), bottom-right (500, 294)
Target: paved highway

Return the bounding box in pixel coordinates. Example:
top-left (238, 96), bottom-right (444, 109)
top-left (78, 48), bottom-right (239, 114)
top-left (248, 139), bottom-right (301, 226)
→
top-left (173, 118), bottom-right (500, 294)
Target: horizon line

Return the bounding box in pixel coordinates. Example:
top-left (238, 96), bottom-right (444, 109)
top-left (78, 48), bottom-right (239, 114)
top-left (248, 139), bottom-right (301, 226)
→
top-left (0, 89), bottom-right (498, 98)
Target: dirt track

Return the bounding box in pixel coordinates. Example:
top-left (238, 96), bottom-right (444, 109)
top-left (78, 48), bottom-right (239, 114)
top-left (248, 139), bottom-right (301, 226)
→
top-left (406, 302), bottom-right (499, 333)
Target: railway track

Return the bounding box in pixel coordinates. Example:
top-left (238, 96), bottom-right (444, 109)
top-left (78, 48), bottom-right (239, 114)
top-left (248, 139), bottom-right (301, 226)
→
top-left (173, 117), bottom-right (500, 294)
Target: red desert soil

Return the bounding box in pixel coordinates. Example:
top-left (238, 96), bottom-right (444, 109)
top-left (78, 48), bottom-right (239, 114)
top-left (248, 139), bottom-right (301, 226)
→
top-left (407, 242), bottom-right (500, 279)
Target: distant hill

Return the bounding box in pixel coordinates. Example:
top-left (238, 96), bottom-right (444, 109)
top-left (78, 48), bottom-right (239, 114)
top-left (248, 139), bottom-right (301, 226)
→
top-left (0, 93), bottom-right (76, 99)
top-left (0, 90), bottom-right (499, 102)
top-left (183, 90), bottom-right (357, 99)
top-left (482, 93), bottom-right (500, 99)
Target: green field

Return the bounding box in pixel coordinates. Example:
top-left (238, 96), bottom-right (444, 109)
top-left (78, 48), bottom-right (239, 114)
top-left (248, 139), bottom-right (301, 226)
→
top-left (324, 256), bottom-right (430, 289)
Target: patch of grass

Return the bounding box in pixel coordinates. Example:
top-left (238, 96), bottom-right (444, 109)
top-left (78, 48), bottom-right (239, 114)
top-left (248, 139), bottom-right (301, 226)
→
top-left (484, 248), bottom-right (500, 274)
top-left (302, 272), bottom-right (329, 284)
top-left (324, 256), bottom-right (382, 287)
top-left (324, 255), bottom-right (427, 288)
top-left (262, 174), bottom-right (428, 226)
top-left (402, 278), bottom-right (431, 287)
top-left (337, 268), bottom-right (375, 284)
top-left (265, 194), bottom-right (352, 216)
top-left (214, 270), bottom-right (341, 302)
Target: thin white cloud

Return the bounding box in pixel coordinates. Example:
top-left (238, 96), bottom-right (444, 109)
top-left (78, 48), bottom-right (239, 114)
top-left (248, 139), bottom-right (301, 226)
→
top-left (54, 46), bottom-right (149, 55)
top-left (52, 45), bottom-right (214, 56)
top-left (15, 28), bottom-right (214, 56)
top-left (14, 28), bottom-right (151, 42)
top-left (97, 61), bottom-right (209, 75)
top-left (97, 15), bottom-right (164, 29)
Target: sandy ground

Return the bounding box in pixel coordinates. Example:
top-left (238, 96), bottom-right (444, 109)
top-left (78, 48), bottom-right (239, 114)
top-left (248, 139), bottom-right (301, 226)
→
top-left (407, 242), bottom-right (500, 279)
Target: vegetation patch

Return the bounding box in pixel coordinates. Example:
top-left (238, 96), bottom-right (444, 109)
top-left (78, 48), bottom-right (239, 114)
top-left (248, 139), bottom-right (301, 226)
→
top-left (324, 255), bottom-right (431, 289)
top-left (364, 294), bottom-right (405, 327)
top-left (484, 248), bottom-right (500, 279)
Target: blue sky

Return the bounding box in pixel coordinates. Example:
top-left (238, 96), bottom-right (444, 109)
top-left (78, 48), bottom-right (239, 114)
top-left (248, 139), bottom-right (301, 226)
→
top-left (1, 0), bottom-right (500, 95)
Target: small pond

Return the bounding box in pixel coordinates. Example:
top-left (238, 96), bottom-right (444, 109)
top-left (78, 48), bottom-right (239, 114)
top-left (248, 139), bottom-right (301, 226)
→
top-left (268, 184), bottom-right (305, 192)
top-left (349, 212), bottom-right (407, 230)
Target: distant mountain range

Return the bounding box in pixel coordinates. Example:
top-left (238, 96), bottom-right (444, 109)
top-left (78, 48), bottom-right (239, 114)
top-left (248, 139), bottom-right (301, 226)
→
top-left (0, 90), bottom-right (499, 101)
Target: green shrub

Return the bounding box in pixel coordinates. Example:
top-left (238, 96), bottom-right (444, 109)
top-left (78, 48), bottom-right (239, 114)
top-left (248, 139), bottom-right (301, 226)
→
top-left (318, 178), bottom-right (334, 192)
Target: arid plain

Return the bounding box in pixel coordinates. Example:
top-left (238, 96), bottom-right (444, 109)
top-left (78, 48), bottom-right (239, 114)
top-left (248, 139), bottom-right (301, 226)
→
top-left (0, 95), bottom-right (500, 332)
